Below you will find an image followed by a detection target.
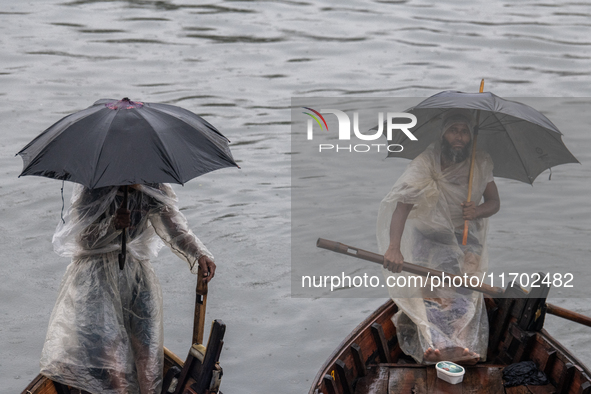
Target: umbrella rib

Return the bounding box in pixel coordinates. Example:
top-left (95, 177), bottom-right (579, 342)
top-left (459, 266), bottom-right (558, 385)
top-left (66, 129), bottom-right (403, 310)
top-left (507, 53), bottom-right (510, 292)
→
top-left (133, 109), bottom-right (184, 184)
top-left (146, 105), bottom-right (237, 165)
top-left (149, 104), bottom-right (229, 141)
top-left (18, 106), bottom-right (103, 155)
top-left (147, 105), bottom-right (232, 150)
top-left (91, 110), bottom-right (120, 188)
top-left (489, 111), bottom-right (535, 184)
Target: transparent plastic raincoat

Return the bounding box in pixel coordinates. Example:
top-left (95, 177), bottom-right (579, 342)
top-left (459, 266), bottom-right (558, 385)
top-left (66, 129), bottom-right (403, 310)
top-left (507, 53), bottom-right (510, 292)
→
top-left (377, 140), bottom-right (494, 364)
top-left (40, 183), bottom-right (213, 394)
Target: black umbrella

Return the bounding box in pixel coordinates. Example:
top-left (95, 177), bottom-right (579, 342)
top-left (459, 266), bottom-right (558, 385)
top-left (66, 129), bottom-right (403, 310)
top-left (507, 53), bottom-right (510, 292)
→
top-left (18, 97), bottom-right (239, 268)
top-left (385, 90), bottom-right (579, 184)
top-left (379, 88), bottom-right (579, 244)
top-left (18, 98), bottom-right (238, 188)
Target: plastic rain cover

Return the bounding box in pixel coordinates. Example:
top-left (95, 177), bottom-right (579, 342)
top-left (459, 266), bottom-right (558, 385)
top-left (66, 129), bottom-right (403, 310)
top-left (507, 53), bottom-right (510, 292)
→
top-left (377, 141), bottom-right (494, 364)
top-left (40, 183), bottom-right (213, 394)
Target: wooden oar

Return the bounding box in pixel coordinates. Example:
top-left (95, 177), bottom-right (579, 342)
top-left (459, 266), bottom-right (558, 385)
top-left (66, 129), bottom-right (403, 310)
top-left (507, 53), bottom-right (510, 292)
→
top-left (462, 79), bottom-right (485, 245)
top-left (192, 266), bottom-right (208, 345)
top-left (317, 238), bottom-right (503, 297)
top-left (545, 303), bottom-right (591, 328)
top-left (317, 238), bottom-right (591, 328)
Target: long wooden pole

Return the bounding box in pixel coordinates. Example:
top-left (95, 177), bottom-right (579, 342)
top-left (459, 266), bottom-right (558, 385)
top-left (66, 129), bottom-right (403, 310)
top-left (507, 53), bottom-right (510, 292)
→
top-left (317, 238), bottom-right (591, 329)
top-left (546, 303), bottom-right (591, 328)
top-left (192, 266), bottom-right (208, 345)
top-left (317, 238), bottom-right (504, 297)
top-left (462, 79), bottom-right (485, 245)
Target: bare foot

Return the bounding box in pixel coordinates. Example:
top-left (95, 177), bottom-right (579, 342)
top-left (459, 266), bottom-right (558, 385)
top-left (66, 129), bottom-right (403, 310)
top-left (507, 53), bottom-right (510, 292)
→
top-left (423, 346), bottom-right (480, 365)
top-left (423, 347), bottom-right (442, 363)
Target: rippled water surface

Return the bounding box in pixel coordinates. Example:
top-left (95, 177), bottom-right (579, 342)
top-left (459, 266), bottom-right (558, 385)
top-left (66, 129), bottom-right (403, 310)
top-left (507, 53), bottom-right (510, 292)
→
top-left (1, 1), bottom-right (591, 393)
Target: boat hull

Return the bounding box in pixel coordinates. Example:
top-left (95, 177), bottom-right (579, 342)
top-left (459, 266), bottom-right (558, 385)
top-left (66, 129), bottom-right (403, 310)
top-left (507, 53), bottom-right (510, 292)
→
top-left (310, 289), bottom-right (591, 394)
top-left (22, 347), bottom-right (183, 394)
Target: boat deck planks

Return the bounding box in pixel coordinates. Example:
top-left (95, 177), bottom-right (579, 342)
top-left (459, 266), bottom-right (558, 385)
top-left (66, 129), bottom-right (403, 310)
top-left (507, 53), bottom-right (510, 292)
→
top-left (354, 365), bottom-right (509, 394)
top-left (310, 284), bottom-right (591, 394)
top-left (388, 366), bottom-right (427, 393)
top-left (353, 366), bottom-right (389, 394)
top-left (354, 364), bottom-right (562, 393)
top-left (460, 365), bottom-right (505, 394)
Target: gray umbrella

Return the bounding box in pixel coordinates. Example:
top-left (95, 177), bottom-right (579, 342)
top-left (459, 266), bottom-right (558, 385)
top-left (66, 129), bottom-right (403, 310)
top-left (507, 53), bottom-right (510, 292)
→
top-left (17, 98), bottom-right (238, 189)
top-left (17, 97), bottom-right (239, 268)
top-left (384, 91), bottom-right (579, 184)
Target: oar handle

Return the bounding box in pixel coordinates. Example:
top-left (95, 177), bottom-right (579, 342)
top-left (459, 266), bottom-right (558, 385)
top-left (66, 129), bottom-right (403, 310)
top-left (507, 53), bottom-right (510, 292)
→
top-left (192, 266), bottom-right (209, 345)
top-left (316, 238), bottom-right (504, 297)
top-left (546, 303), bottom-right (591, 328)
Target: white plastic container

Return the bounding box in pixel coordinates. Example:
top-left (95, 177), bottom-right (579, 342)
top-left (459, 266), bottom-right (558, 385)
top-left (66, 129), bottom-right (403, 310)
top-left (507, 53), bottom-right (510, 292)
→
top-left (435, 361), bottom-right (465, 384)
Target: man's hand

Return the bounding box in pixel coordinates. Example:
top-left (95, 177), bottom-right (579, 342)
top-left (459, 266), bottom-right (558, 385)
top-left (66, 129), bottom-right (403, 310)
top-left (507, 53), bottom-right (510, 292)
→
top-left (461, 201), bottom-right (478, 221)
top-left (114, 208), bottom-right (131, 230)
top-left (461, 181), bottom-right (501, 221)
top-left (198, 255), bottom-right (216, 283)
top-left (384, 247), bottom-right (405, 273)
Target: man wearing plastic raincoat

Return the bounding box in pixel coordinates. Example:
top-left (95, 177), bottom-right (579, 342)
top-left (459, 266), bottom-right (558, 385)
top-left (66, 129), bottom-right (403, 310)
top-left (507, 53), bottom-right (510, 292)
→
top-left (377, 112), bottom-right (500, 365)
top-left (40, 183), bottom-right (215, 394)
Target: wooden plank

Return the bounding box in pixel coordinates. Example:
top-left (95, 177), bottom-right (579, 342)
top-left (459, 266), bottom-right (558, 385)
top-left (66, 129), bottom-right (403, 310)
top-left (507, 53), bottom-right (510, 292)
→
top-left (26, 378), bottom-right (57, 394)
top-left (557, 363), bottom-right (575, 394)
top-left (354, 366), bottom-right (389, 394)
top-left (335, 359), bottom-right (354, 394)
top-left (387, 367), bottom-right (426, 393)
top-left (526, 384), bottom-right (557, 394)
top-left (462, 366), bottom-right (504, 394)
top-left (322, 374), bottom-right (337, 394)
top-left (505, 386), bottom-right (532, 394)
top-left (164, 346), bottom-right (185, 369)
top-left (544, 351), bottom-right (558, 380)
top-left (175, 320), bottom-right (226, 394)
top-left (518, 278), bottom-right (550, 332)
top-left (192, 268), bottom-right (208, 345)
top-left (350, 343), bottom-right (367, 378)
top-left (162, 366), bottom-right (182, 394)
top-left (490, 298), bottom-right (516, 363)
top-left (570, 366), bottom-right (589, 394)
top-left (514, 332), bottom-right (537, 364)
top-left (370, 323), bottom-right (392, 364)
top-left (310, 300), bottom-right (398, 394)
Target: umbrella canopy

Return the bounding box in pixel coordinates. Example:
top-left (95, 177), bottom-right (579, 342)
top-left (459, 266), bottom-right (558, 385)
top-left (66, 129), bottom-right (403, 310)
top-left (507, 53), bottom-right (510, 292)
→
top-left (17, 98), bottom-right (238, 189)
top-left (383, 91), bottom-right (579, 184)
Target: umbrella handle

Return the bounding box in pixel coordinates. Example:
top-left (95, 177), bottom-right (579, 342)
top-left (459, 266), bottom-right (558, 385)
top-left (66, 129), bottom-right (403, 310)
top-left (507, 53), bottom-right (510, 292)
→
top-left (463, 79), bottom-right (485, 246)
top-left (118, 231), bottom-right (127, 269)
top-left (462, 129), bottom-right (478, 245)
top-left (118, 186), bottom-right (129, 270)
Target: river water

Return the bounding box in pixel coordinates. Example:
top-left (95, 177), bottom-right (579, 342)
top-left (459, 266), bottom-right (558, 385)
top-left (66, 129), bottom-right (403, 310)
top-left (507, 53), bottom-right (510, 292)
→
top-left (1, 1), bottom-right (590, 393)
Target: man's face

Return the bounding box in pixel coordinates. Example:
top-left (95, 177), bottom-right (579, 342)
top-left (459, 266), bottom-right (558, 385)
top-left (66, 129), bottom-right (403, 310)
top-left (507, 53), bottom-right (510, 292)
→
top-left (441, 122), bottom-right (471, 163)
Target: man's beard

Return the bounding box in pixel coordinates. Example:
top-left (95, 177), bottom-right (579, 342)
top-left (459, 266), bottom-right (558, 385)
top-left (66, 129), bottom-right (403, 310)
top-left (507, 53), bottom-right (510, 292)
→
top-left (441, 138), bottom-right (471, 164)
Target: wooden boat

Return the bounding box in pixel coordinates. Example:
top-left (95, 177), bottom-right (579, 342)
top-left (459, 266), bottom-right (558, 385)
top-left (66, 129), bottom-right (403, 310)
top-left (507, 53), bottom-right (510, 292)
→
top-left (22, 270), bottom-right (225, 394)
top-left (309, 284), bottom-right (591, 394)
top-left (311, 239), bottom-right (591, 394)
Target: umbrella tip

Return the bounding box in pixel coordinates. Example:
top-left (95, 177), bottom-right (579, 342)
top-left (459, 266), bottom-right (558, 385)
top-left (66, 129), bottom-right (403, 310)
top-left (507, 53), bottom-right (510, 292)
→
top-left (122, 97), bottom-right (130, 101)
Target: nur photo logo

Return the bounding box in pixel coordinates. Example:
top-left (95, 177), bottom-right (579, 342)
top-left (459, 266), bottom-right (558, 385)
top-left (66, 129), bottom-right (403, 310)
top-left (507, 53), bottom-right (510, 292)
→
top-left (302, 107), bottom-right (418, 153)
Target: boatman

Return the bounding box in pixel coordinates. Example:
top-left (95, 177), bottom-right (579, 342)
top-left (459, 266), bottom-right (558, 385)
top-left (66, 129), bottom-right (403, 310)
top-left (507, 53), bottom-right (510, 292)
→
top-left (40, 183), bottom-right (216, 394)
top-left (377, 112), bottom-right (500, 365)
